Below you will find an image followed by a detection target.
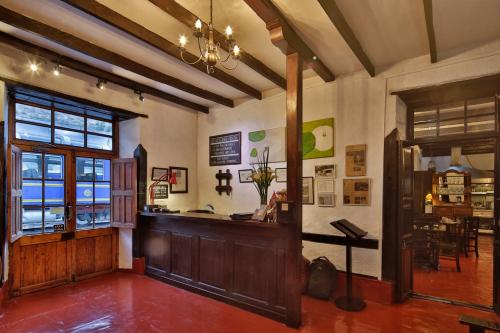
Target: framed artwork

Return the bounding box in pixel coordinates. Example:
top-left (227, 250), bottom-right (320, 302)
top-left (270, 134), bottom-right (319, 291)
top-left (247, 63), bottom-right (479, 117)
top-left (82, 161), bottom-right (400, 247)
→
top-left (303, 118), bottom-right (334, 159)
top-left (152, 184), bottom-right (168, 199)
top-left (318, 193), bottom-right (335, 207)
top-left (209, 132), bottom-right (241, 166)
top-left (169, 166), bottom-right (188, 193)
top-left (302, 177), bottom-right (315, 205)
top-left (346, 144), bottom-right (366, 177)
top-left (343, 178), bottom-right (370, 206)
top-left (152, 167), bottom-right (169, 181)
top-left (317, 179), bottom-right (335, 207)
top-left (315, 164), bottom-right (337, 178)
top-left (238, 169), bottom-right (253, 183)
top-left (275, 168), bottom-right (287, 183)
top-left (248, 127), bottom-right (286, 163)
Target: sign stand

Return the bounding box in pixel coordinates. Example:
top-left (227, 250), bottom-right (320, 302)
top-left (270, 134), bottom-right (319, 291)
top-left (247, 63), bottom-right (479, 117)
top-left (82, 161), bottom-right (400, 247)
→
top-left (330, 219), bottom-right (367, 312)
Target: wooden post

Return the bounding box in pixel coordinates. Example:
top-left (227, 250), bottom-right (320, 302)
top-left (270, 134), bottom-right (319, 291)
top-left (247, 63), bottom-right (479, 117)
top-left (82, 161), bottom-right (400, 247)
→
top-left (285, 52), bottom-right (302, 328)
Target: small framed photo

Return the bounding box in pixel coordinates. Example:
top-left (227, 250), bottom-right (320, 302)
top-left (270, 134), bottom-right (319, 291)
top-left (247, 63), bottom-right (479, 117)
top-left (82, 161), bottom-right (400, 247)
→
top-left (169, 166), bottom-right (188, 193)
top-left (318, 193), bottom-right (335, 207)
top-left (152, 184), bottom-right (169, 199)
top-left (152, 167), bottom-right (169, 181)
top-left (275, 168), bottom-right (287, 183)
top-left (315, 164), bottom-right (336, 179)
top-left (317, 179), bottom-right (335, 207)
top-left (238, 169), bottom-right (253, 183)
top-left (343, 178), bottom-right (370, 206)
top-left (302, 177), bottom-right (314, 205)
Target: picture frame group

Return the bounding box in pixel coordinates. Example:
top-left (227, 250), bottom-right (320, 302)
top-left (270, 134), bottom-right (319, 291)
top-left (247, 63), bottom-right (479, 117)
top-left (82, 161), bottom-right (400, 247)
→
top-left (151, 166), bottom-right (188, 194)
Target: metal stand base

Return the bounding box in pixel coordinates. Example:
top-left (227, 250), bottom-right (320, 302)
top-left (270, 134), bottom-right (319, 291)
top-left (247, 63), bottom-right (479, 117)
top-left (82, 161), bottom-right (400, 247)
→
top-left (335, 296), bottom-right (366, 312)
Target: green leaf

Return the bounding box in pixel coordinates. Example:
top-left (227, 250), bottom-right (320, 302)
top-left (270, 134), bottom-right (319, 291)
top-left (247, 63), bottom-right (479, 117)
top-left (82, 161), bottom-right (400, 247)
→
top-left (250, 148), bottom-right (258, 157)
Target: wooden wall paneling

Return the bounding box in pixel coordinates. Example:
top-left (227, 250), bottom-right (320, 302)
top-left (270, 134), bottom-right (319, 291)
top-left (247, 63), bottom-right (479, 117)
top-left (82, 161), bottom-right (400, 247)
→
top-left (76, 237), bottom-right (96, 277)
top-left (112, 228), bottom-right (118, 270)
top-left (171, 233), bottom-right (192, 279)
top-left (224, 240), bottom-right (234, 293)
top-left (94, 235), bottom-right (113, 272)
top-left (144, 229), bottom-right (169, 275)
top-left (10, 241), bottom-right (21, 294)
top-left (199, 237), bottom-right (225, 289)
top-left (275, 248), bottom-right (286, 308)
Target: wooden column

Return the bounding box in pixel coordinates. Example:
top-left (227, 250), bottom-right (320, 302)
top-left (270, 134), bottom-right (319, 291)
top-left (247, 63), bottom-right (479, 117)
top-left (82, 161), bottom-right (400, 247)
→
top-left (285, 52), bottom-right (303, 328)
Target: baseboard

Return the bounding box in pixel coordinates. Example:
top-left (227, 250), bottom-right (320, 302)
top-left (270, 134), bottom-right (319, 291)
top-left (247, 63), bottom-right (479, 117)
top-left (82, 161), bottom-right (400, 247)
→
top-left (332, 271), bottom-right (394, 305)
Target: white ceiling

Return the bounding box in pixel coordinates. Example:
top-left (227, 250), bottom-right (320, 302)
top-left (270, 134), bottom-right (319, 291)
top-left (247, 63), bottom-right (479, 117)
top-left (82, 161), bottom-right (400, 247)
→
top-left (0, 0), bottom-right (499, 110)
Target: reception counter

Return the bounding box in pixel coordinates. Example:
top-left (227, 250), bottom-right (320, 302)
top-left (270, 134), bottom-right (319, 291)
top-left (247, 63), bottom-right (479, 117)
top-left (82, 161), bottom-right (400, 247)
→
top-left (136, 211), bottom-right (299, 325)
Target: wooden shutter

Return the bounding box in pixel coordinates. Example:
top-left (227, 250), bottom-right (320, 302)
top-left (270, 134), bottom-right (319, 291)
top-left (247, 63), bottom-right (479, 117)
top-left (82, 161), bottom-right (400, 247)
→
top-left (8, 145), bottom-right (22, 242)
top-left (111, 158), bottom-right (137, 228)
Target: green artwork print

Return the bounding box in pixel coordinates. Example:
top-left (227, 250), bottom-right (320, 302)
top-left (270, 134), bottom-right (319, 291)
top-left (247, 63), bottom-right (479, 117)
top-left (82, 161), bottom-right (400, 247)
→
top-left (248, 127), bottom-right (286, 163)
top-left (303, 118), bottom-right (334, 159)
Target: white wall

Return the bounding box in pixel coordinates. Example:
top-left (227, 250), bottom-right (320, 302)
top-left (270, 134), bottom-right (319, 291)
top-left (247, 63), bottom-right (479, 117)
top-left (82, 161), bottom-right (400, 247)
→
top-left (0, 42), bottom-right (199, 271)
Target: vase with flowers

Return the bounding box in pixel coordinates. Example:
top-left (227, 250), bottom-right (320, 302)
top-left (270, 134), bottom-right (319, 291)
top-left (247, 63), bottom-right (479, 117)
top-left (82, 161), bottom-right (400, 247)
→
top-left (250, 147), bottom-right (276, 206)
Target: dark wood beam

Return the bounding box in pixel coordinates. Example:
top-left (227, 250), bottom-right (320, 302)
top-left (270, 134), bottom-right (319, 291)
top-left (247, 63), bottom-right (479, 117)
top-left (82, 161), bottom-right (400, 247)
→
top-left (0, 6), bottom-right (233, 108)
top-left (423, 0), bottom-right (437, 63)
top-left (62, 0), bottom-right (262, 100)
top-left (0, 32), bottom-right (209, 113)
top-left (317, 0), bottom-right (375, 77)
top-left (149, 0), bottom-right (286, 90)
top-left (244, 0), bottom-right (335, 82)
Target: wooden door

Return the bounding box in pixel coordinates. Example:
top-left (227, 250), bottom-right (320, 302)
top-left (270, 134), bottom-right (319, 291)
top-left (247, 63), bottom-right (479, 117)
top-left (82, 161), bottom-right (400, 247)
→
top-left (382, 129), bottom-right (414, 302)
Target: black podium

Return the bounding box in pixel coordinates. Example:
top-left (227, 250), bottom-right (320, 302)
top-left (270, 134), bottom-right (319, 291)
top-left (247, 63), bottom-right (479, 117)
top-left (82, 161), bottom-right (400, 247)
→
top-left (330, 219), bottom-right (368, 312)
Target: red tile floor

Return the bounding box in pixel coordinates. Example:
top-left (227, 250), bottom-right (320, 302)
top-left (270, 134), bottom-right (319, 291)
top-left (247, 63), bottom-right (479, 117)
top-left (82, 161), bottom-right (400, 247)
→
top-left (1, 272), bottom-right (499, 332)
top-left (413, 234), bottom-right (494, 306)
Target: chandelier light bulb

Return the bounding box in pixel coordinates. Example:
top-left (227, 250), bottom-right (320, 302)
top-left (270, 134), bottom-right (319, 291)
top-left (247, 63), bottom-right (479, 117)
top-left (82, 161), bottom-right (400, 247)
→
top-left (179, 35), bottom-right (187, 48)
top-left (194, 19), bottom-right (202, 30)
top-left (233, 44), bottom-right (240, 57)
top-left (53, 64), bottom-right (61, 76)
top-left (30, 63), bottom-right (38, 72)
top-left (225, 25), bottom-right (233, 37)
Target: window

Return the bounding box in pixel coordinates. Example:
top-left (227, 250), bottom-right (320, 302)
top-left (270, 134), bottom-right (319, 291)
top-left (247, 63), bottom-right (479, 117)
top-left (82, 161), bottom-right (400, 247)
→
top-left (412, 97), bottom-right (497, 140)
top-left (14, 102), bottom-right (114, 151)
top-left (21, 152), bottom-right (66, 234)
top-left (76, 157), bottom-right (111, 229)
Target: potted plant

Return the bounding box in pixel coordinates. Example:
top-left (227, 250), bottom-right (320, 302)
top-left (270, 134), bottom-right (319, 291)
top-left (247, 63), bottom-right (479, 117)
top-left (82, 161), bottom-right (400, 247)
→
top-left (250, 147), bottom-right (276, 206)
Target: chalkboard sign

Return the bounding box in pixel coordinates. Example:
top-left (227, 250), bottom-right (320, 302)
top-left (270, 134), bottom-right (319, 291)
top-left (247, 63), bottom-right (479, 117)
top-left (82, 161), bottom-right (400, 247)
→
top-left (152, 184), bottom-right (169, 199)
top-left (209, 132), bottom-right (241, 166)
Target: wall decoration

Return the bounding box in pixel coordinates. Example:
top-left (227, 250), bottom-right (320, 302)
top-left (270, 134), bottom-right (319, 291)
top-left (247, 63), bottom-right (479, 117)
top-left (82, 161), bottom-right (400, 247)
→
top-left (209, 132), bottom-right (241, 166)
top-left (302, 177), bottom-right (315, 205)
top-left (315, 164), bottom-right (337, 178)
top-left (303, 118), bottom-right (334, 160)
top-left (215, 169), bottom-right (232, 195)
top-left (152, 184), bottom-right (169, 199)
top-left (345, 144), bottom-right (366, 177)
top-left (170, 166), bottom-right (188, 193)
top-left (238, 169), bottom-right (253, 183)
top-left (151, 167), bottom-right (169, 181)
top-left (248, 127), bottom-right (286, 163)
top-left (343, 178), bottom-right (370, 206)
top-left (275, 168), bottom-right (287, 183)
top-left (317, 179), bottom-right (335, 207)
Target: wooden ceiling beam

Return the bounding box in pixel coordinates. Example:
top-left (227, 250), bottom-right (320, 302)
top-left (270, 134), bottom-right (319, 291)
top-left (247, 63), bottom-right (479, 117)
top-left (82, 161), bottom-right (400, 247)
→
top-left (62, 0), bottom-right (262, 100)
top-left (0, 32), bottom-right (209, 113)
top-left (149, 0), bottom-right (286, 90)
top-left (243, 0), bottom-right (335, 82)
top-left (0, 6), bottom-right (233, 107)
top-left (423, 0), bottom-right (437, 63)
top-left (317, 0), bottom-right (375, 77)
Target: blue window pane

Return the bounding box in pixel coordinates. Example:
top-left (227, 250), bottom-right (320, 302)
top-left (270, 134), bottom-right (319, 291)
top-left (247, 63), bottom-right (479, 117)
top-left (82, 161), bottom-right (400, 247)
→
top-left (16, 104), bottom-right (51, 125)
top-left (22, 180), bottom-right (42, 206)
top-left (45, 154), bottom-right (64, 180)
top-left (87, 118), bottom-right (112, 136)
top-left (44, 181), bottom-right (65, 206)
top-left (87, 134), bottom-right (112, 151)
top-left (76, 205), bottom-right (93, 230)
top-left (94, 205), bottom-right (110, 228)
top-left (22, 207), bottom-right (42, 234)
top-left (76, 158), bottom-right (94, 181)
top-left (22, 153), bottom-right (42, 179)
top-left (77, 182), bottom-right (94, 204)
top-left (55, 112), bottom-right (84, 131)
top-left (16, 123), bottom-right (51, 143)
top-left (95, 182), bottom-right (110, 204)
top-left (95, 159), bottom-right (111, 181)
top-left (44, 207), bottom-right (65, 233)
top-left (54, 129), bottom-right (84, 147)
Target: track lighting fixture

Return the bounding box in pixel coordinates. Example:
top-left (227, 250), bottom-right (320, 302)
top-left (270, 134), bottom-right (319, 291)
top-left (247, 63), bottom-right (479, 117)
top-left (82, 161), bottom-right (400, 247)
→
top-left (96, 78), bottom-right (107, 90)
top-left (53, 64), bottom-right (62, 76)
top-left (135, 90), bottom-right (145, 102)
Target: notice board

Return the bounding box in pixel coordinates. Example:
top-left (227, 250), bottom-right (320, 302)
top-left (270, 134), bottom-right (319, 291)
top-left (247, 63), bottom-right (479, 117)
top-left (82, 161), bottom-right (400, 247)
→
top-left (209, 132), bottom-right (241, 166)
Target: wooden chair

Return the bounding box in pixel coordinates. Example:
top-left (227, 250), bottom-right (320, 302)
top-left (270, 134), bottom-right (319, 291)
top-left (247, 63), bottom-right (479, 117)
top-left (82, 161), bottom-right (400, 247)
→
top-left (413, 217), bottom-right (439, 270)
top-left (436, 220), bottom-right (462, 272)
top-left (459, 314), bottom-right (500, 333)
top-left (464, 217), bottom-right (480, 258)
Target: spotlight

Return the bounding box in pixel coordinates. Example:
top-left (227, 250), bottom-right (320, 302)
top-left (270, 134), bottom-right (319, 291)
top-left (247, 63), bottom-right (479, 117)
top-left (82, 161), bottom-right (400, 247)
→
top-left (53, 64), bottom-right (61, 76)
top-left (29, 63), bottom-right (39, 72)
top-left (135, 90), bottom-right (145, 102)
top-left (96, 78), bottom-right (106, 90)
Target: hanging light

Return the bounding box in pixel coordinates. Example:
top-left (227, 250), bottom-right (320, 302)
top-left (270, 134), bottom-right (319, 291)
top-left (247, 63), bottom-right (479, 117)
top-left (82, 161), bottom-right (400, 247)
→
top-left (96, 78), bottom-right (107, 90)
top-left (177, 0), bottom-right (239, 73)
top-left (53, 64), bottom-right (62, 76)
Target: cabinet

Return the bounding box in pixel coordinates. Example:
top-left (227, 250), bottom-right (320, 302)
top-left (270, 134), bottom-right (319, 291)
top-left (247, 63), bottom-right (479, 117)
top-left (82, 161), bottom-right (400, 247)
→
top-left (432, 169), bottom-right (472, 218)
top-left (471, 177), bottom-right (495, 231)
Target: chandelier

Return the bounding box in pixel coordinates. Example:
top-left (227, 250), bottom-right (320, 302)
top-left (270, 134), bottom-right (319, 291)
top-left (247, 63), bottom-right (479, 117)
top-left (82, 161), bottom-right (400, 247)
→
top-left (178, 0), bottom-right (240, 74)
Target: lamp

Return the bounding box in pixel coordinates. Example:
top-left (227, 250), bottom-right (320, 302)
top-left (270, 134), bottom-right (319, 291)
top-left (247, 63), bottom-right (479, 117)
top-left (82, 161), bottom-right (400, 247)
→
top-left (96, 78), bottom-right (106, 90)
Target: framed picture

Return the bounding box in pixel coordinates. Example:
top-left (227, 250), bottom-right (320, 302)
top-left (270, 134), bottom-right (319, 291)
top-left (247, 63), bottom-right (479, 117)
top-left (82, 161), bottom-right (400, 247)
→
top-left (302, 177), bottom-right (314, 205)
top-left (275, 168), bottom-right (287, 183)
top-left (315, 164), bottom-right (337, 178)
top-left (317, 179), bottom-right (335, 207)
top-left (169, 166), bottom-right (188, 193)
top-left (152, 167), bottom-right (169, 181)
top-left (318, 193), bottom-right (335, 207)
top-left (343, 178), bottom-right (370, 206)
top-left (238, 169), bottom-right (253, 183)
top-left (152, 184), bottom-right (168, 199)
top-left (346, 144), bottom-right (366, 177)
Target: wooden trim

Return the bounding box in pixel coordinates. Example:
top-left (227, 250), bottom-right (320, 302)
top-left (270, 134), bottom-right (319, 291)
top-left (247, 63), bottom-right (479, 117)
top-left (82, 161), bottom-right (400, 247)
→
top-left (19, 233), bottom-right (62, 246)
top-left (317, 0), bottom-right (375, 77)
top-left (244, 0), bottom-right (334, 82)
top-left (423, 0), bottom-right (437, 63)
top-left (17, 278), bottom-right (67, 296)
top-left (74, 269), bottom-right (114, 282)
top-left (302, 232), bottom-right (378, 249)
top-left (75, 227), bottom-right (113, 239)
top-left (63, 0), bottom-right (263, 99)
top-left (149, 0), bottom-right (286, 90)
top-left (0, 7), bottom-right (233, 108)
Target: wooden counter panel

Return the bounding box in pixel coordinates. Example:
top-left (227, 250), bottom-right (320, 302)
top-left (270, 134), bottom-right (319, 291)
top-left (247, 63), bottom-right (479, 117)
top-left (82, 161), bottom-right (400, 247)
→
top-left (138, 213), bottom-right (291, 323)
